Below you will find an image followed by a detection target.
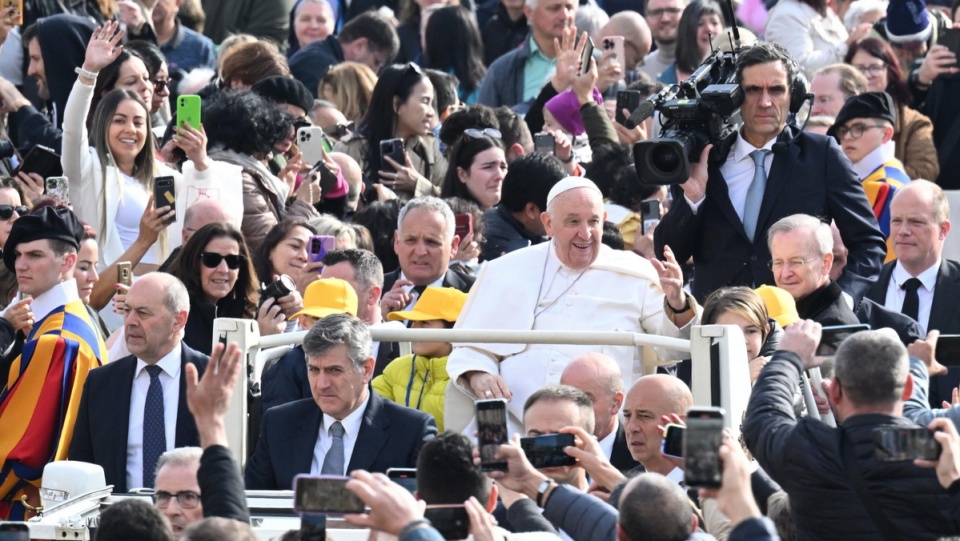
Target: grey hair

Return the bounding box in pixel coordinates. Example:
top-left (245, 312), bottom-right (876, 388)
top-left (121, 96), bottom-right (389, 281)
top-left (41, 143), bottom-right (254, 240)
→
top-left (618, 474), bottom-right (692, 541)
top-left (523, 384), bottom-right (596, 435)
top-left (302, 313), bottom-right (372, 371)
top-left (843, 0), bottom-right (888, 33)
top-left (397, 196), bottom-right (456, 241)
top-left (147, 272), bottom-right (191, 315)
top-left (834, 330), bottom-right (908, 407)
top-left (767, 214), bottom-right (833, 256)
top-left (155, 446), bottom-right (202, 476)
top-left (575, 4), bottom-right (609, 40)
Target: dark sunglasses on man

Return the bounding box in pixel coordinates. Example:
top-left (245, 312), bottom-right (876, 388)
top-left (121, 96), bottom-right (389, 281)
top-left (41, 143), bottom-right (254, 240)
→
top-left (322, 122), bottom-right (355, 139)
top-left (199, 252), bottom-right (246, 270)
top-left (0, 205), bottom-right (29, 221)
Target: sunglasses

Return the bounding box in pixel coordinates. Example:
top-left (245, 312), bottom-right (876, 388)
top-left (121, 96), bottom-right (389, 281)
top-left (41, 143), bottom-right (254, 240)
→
top-left (153, 78), bottom-right (168, 93)
top-left (199, 252), bottom-right (246, 269)
top-left (463, 128), bottom-right (502, 140)
top-left (323, 122), bottom-right (355, 138)
top-left (0, 205), bottom-right (29, 220)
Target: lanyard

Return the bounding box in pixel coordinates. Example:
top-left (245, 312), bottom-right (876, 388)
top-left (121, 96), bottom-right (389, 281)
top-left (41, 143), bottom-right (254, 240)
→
top-left (403, 355), bottom-right (429, 410)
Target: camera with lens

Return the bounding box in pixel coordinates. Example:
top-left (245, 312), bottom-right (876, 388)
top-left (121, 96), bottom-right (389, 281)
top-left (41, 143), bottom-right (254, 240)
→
top-left (259, 274), bottom-right (296, 308)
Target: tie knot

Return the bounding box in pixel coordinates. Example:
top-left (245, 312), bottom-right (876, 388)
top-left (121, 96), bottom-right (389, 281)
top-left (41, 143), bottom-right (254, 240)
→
top-left (145, 365), bottom-right (163, 379)
top-left (901, 277), bottom-right (923, 292)
top-left (330, 421), bottom-right (345, 438)
top-left (750, 149), bottom-right (769, 165)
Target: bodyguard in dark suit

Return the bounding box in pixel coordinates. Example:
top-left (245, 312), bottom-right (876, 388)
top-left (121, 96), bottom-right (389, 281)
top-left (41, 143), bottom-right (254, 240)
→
top-left (245, 314), bottom-right (437, 490)
top-left (864, 180), bottom-right (960, 407)
top-left (70, 273), bottom-right (208, 493)
top-left (655, 42), bottom-right (885, 304)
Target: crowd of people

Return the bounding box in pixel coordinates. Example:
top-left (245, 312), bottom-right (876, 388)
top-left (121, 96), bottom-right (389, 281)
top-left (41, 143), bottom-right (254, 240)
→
top-left (0, 0), bottom-right (959, 539)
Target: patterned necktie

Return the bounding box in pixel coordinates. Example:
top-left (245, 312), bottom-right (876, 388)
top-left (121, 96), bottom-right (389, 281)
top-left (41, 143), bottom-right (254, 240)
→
top-left (321, 421), bottom-right (346, 475)
top-left (900, 278), bottom-right (923, 322)
top-left (743, 149), bottom-right (771, 242)
top-left (142, 365), bottom-right (166, 488)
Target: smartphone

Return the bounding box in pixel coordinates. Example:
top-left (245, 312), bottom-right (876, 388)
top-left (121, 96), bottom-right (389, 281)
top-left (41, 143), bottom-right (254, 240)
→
top-left (602, 36), bottom-right (626, 68)
top-left (380, 138), bottom-right (406, 174)
top-left (16, 144), bottom-right (62, 178)
top-left (935, 334), bottom-right (960, 366)
top-left (615, 90), bottom-right (642, 126)
top-left (454, 213), bottom-right (473, 240)
top-left (300, 514), bottom-right (326, 541)
top-left (424, 505), bottom-right (470, 540)
top-left (520, 433), bottom-right (576, 469)
top-left (873, 426), bottom-right (942, 462)
top-left (177, 94), bottom-right (202, 131)
top-left (298, 126), bottom-right (327, 165)
top-left (308, 234), bottom-right (336, 264)
top-left (939, 28), bottom-right (960, 62)
top-left (44, 176), bottom-right (68, 200)
top-left (661, 423), bottom-right (684, 459)
top-left (154, 176), bottom-right (176, 224)
top-left (1, 0), bottom-right (23, 26)
top-left (386, 467), bottom-right (417, 494)
top-left (117, 261), bottom-right (133, 287)
top-left (293, 475), bottom-right (365, 514)
top-left (312, 162), bottom-right (340, 195)
top-left (579, 36), bottom-right (595, 76)
top-left (640, 198), bottom-right (661, 235)
top-left (684, 407), bottom-right (724, 488)
top-left (476, 398), bottom-right (508, 471)
top-left (816, 324), bottom-right (869, 356)
top-left (0, 522), bottom-right (29, 541)
top-left (534, 133), bottom-right (556, 155)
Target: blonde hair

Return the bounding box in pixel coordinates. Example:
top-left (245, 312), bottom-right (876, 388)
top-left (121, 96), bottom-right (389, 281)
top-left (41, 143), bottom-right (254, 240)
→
top-left (320, 62), bottom-right (378, 124)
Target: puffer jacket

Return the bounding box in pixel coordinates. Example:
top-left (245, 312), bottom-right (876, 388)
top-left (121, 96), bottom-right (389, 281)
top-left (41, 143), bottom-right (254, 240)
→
top-left (372, 354), bottom-right (449, 431)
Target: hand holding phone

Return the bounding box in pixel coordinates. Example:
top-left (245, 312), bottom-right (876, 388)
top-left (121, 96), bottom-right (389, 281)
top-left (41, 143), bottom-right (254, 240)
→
top-left (684, 407), bottom-right (724, 488)
top-left (476, 399), bottom-right (509, 471)
top-left (294, 475), bottom-right (365, 514)
top-left (308, 235), bottom-right (336, 264)
top-left (153, 176), bottom-right (176, 224)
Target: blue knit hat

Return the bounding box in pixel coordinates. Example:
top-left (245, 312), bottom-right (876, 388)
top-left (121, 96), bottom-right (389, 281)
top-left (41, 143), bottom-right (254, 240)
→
top-left (885, 0), bottom-right (931, 43)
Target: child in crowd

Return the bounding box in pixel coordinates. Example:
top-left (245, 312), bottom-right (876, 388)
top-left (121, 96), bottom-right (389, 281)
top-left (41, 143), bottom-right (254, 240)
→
top-left (372, 287), bottom-right (467, 431)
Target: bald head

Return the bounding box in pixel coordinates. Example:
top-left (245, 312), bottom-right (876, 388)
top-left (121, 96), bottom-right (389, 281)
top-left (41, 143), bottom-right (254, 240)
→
top-left (561, 353), bottom-right (624, 440)
top-left (183, 199), bottom-right (239, 243)
top-left (598, 12), bottom-right (653, 68)
top-left (622, 375), bottom-right (693, 473)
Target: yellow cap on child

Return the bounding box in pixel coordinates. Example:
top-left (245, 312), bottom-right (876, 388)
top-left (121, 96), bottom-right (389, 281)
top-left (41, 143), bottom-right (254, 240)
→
top-left (290, 278), bottom-right (359, 320)
top-left (754, 285), bottom-right (800, 328)
top-left (387, 287), bottom-right (468, 322)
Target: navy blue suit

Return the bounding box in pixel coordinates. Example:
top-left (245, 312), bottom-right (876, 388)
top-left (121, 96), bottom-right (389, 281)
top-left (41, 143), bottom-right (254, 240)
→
top-left (244, 390), bottom-right (438, 490)
top-left (68, 343), bottom-right (209, 493)
top-left (655, 127), bottom-right (886, 303)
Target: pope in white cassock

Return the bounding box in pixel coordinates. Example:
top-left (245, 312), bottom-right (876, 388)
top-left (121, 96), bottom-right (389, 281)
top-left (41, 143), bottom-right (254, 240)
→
top-left (445, 177), bottom-right (701, 434)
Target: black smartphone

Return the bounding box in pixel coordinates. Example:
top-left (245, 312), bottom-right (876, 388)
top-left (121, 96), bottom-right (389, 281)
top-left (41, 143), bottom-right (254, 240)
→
top-left (0, 522), bottom-right (29, 541)
top-left (873, 426), bottom-right (942, 462)
top-left (661, 423), bottom-right (684, 459)
top-left (935, 334), bottom-right (960, 366)
top-left (579, 36), bottom-right (595, 76)
top-left (380, 138), bottom-right (405, 174)
top-left (640, 198), bottom-right (661, 235)
top-left (16, 144), bottom-right (63, 178)
top-left (386, 467), bottom-right (417, 494)
top-left (476, 398), bottom-right (509, 471)
top-left (939, 28), bottom-right (960, 62)
top-left (153, 175), bottom-right (176, 224)
top-left (534, 133), bottom-right (556, 155)
top-left (293, 475), bottom-right (365, 514)
top-left (684, 407), bottom-right (724, 488)
top-left (816, 324), bottom-right (869, 356)
top-left (616, 90), bottom-right (642, 125)
top-left (424, 505), bottom-right (470, 540)
top-left (520, 433), bottom-right (576, 469)
top-left (300, 514), bottom-right (326, 541)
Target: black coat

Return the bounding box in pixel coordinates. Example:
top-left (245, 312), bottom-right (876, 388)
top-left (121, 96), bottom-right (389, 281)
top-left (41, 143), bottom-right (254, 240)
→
top-left (795, 280), bottom-right (859, 328)
top-left (183, 293), bottom-right (251, 356)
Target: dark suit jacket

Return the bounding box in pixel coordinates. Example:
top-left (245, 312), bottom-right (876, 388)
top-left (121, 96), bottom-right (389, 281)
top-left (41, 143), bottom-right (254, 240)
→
top-left (608, 422), bottom-right (641, 474)
top-left (796, 281), bottom-right (860, 327)
top-left (68, 343), bottom-right (209, 493)
top-left (655, 127), bottom-right (886, 303)
top-left (865, 259), bottom-right (960, 407)
top-left (244, 390), bottom-right (438, 490)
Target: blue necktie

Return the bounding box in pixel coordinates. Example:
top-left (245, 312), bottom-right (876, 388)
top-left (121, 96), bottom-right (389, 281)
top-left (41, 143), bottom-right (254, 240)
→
top-left (743, 149), bottom-right (770, 242)
top-left (321, 421), bottom-right (346, 475)
top-left (142, 365), bottom-right (166, 488)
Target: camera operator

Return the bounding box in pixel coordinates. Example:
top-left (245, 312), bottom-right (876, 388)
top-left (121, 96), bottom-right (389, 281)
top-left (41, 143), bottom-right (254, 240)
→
top-left (653, 41), bottom-right (886, 304)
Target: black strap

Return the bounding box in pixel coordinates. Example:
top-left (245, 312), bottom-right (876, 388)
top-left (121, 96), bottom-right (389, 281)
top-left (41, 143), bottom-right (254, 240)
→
top-left (838, 429), bottom-right (903, 541)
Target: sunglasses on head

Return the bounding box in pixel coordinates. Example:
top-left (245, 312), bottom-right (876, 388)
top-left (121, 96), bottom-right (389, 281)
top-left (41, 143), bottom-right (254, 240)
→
top-left (463, 128), bottom-right (502, 140)
top-left (0, 205), bottom-right (29, 220)
top-left (199, 252), bottom-right (246, 269)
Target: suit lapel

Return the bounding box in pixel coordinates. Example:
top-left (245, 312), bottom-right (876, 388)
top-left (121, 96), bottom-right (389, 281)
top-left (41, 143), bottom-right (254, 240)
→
top-left (929, 260), bottom-right (960, 332)
top-left (866, 262), bottom-right (895, 305)
top-left (755, 138), bottom-right (798, 237)
top-left (347, 391), bottom-right (389, 472)
top-left (115, 357), bottom-right (137, 484)
top-left (293, 405), bottom-right (323, 478)
top-left (174, 345), bottom-right (206, 447)
top-left (442, 270), bottom-right (463, 290)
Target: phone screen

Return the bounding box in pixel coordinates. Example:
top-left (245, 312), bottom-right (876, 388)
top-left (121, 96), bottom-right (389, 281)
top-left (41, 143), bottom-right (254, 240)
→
top-left (640, 199), bottom-right (661, 235)
top-left (424, 506), bottom-right (470, 540)
top-left (616, 90), bottom-right (642, 125)
top-left (293, 476), bottom-right (365, 514)
top-left (520, 433), bottom-right (576, 468)
top-left (661, 424), bottom-right (684, 459)
top-left (683, 408), bottom-right (724, 488)
top-left (386, 468), bottom-right (417, 494)
top-left (873, 427), bottom-right (942, 461)
top-left (935, 334), bottom-right (960, 366)
top-left (476, 399), bottom-right (508, 471)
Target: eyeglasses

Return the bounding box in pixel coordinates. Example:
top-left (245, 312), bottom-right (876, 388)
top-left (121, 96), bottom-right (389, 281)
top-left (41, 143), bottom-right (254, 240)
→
top-left (835, 123), bottom-right (886, 140)
top-left (323, 122), bottom-right (355, 138)
top-left (152, 490), bottom-right (201, 509)
top-left (463, 128), bottom-right (502, 140)
top-left (0, 205), bottom-right (29, 220)
top-left (199, 252), bottom-right (246, 269)
top-left (768, 257), bottom-right (817, 271)
top-left (852, 63), bottom-right (886, 76)
top-left (647, 7), bottom-right (682, 17)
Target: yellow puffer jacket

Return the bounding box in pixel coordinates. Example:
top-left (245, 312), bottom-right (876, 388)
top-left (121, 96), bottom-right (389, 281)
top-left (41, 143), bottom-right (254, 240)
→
top-left (372, 354), bottom-right (449, 431)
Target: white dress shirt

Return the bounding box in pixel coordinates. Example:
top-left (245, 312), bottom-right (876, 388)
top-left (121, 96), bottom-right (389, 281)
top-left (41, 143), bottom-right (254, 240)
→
top-left (686, 131), bottom-right (776, 217)
top-left (884, 260), bottom-right (940, 334)
top-left (126, 343), bottom-right (182, 489)
top-left (598, 419), bottom-right (619, 462)
top-left (310, 391), bottom-right (370, 475)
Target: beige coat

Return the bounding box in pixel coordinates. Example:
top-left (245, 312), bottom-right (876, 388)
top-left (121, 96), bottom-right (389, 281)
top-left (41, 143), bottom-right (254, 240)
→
top-left (334, 133), bottom-right (447, 201)
top-left (895, 104), bottom-right (940, 181)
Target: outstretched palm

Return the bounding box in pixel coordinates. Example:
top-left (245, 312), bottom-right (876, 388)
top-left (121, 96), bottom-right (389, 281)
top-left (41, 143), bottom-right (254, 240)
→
top-left (552, 28), bottom-right (588, 91)
top-left (84, 21), bottom-right (125, 72)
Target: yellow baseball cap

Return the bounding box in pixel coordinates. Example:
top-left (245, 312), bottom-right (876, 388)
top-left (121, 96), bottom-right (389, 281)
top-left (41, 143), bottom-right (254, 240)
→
top-left (387, 287), bottom-right (468, 323)
top-left (290, 278), bottom-right (359, 320)
top-left (754, 285), bottom-right (800, 328)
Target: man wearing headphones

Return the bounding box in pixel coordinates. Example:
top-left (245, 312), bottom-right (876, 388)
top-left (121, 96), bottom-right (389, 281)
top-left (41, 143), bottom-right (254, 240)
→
top-left (654, 41), bottom-right (886, 304)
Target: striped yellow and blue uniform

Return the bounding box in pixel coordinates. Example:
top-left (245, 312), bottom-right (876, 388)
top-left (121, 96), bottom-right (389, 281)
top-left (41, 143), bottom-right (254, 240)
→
top-left (862, 159), bottom-right (910, 263)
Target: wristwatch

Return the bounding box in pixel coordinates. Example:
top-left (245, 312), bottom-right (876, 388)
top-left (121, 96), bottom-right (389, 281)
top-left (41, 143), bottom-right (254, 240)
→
top-left (535, 479), bottom-right (556, 508)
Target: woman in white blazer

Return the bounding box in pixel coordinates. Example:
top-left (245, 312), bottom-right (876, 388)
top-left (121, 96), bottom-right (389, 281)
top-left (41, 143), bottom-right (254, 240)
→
top-left (765, 0), bottom-right (872, 78)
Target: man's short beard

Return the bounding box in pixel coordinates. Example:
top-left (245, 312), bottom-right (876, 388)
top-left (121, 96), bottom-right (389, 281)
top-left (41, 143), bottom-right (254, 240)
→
top-left (36, 80), bottom-right (50, 101)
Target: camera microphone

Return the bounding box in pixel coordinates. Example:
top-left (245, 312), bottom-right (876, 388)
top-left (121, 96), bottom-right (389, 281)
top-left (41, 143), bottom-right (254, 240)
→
top-left (624, 84), bottom-right (678, 129)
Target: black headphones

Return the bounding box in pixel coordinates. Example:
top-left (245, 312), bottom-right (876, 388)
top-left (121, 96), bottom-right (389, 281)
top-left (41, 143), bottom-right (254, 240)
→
top-left (786, 57), bottom-right (812, 114)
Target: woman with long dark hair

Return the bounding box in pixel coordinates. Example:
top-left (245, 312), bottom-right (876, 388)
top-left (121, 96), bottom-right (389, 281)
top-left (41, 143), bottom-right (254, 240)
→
top-left (660, 0), bottom-right (726, 84)
top-left (423, 6), bottom-right (486, 104)
top-left (440, 130), bottom-right (506, 211)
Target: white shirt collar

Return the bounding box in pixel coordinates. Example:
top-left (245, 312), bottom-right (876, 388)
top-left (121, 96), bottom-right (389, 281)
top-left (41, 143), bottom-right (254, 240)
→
top-left (851, 142), bottom-right (895, 180)
top-left (731, 130), bottom-right (777, 164)
top-left (597, 418), bottom-right (619, 460)
top-left (892, 259), bottom-right (941, 291)
top-left (322, 388), bottom-right (370, 438)
top-left (666, 466), bottom-right (685, 484)
top-left (135, 342), bottom-right (183, 379)
top-left (29, 279), bottom-right (80, 322)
